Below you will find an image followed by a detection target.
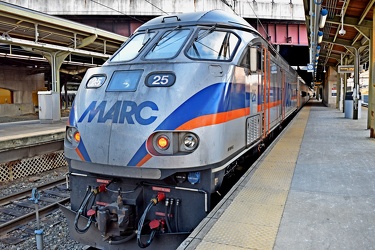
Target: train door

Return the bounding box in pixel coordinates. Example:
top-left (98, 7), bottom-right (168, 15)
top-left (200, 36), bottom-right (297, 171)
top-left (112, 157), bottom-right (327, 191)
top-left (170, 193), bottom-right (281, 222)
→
top-left (245, 45), bottom-right (262, 147)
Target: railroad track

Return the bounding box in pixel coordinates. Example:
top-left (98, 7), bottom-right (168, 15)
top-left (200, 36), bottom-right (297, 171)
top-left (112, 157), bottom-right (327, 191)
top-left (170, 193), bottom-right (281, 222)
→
top-left (0, 177), bottom-right (70, 244)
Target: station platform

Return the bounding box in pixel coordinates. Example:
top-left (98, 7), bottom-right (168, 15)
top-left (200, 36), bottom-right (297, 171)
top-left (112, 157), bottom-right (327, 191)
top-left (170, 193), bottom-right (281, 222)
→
top-left (0, 118), bottom-right (67, 151)
top-left (179, 100), bottom-right (375, 250)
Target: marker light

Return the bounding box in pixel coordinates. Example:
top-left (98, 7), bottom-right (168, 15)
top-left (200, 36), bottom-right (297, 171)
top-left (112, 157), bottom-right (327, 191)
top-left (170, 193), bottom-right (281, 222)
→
top-left (74, 131), bottom-right (81, 142)
top-left (175, 172), bottom-right (187, 183)
top-left (188, 172), bottom-right (201, 185)
top-left (156, 135), bottom-right (170, 150)
top-left (86, 75), bottom-right (106, 88)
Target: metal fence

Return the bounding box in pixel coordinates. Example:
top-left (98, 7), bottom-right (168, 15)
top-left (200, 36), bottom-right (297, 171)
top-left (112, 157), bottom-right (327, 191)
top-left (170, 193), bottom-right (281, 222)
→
top-left (0, 150), bottom-right (67, 182)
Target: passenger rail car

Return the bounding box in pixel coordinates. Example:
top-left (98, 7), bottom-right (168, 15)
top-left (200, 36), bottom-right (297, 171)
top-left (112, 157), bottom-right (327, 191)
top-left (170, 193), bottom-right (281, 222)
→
top-left (61, 10), bottom-right (310, 249)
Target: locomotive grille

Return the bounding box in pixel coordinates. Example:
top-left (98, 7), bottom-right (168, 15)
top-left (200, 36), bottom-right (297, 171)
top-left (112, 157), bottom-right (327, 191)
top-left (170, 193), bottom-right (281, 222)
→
top-left (0, 150), bottom-right (67, 182)
top-left (247, 115), bottom-right (261, 145)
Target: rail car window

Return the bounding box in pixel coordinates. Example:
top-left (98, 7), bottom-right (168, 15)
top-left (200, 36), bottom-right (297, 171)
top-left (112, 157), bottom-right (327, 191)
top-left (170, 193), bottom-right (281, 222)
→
top-left (145, 29), bottom-right (191, 59)
top-left (111, 31), bottom-right (156, 62)
top-left (186, 30), bottom-right (239, 60)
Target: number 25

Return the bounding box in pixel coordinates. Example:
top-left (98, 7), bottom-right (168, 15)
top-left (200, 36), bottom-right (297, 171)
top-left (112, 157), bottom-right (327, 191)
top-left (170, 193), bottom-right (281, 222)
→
top-left (152, 75), bottom-right (169, 85)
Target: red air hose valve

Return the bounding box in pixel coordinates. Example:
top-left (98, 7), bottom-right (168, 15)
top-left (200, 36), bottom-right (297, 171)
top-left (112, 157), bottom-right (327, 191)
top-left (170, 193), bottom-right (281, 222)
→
top-left (98, 184), bottom-right (106, 193)
top-left (157, 192), bottom-right (165, 202)
top-left (149, 219), bottom-right (160, 230)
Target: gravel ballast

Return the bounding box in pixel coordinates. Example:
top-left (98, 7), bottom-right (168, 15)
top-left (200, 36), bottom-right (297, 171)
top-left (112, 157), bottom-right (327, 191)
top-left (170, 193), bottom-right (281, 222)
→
top-left (0, 166), bottom-right (86, 250)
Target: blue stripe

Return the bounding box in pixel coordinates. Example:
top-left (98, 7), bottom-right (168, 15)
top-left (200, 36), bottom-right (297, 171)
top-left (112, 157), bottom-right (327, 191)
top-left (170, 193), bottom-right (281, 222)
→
top-left (68, 101), bottom-right (90, 161)
top-left (128, 142), bottom-right (148, 166)
top-left (68, 101), bottom-right (77, 127)
top-left (155, 82), bottom-right (246, 130)
top-left (77, 138), bottom-right (92, 162)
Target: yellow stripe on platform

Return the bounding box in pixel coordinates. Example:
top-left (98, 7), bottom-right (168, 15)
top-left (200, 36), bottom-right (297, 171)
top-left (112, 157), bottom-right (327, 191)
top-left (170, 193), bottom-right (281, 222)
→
top-left (196, 106), bottom-right (311, 250)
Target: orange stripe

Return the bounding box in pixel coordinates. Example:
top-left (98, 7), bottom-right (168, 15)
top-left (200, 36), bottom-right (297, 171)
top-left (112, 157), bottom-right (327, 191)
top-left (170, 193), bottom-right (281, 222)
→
top-left (75, 148), bottom-right (85, 161)
top-left (268, 100), bottom-right (282, 108)
top-left (176, 107), bottom-right (250, 130)
top-left (257, 100), bottom-right (282, 112)
top-left (136, 153), bottom-right (152, 167)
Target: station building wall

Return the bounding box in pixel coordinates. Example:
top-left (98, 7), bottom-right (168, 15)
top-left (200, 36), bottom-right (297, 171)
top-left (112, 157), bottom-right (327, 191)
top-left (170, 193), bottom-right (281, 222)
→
top-left (0, 67), bottom-right (45, 116)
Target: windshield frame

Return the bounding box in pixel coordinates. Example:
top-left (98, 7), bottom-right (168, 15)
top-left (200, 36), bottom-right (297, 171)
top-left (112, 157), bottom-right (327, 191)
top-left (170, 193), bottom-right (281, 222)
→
top-left (142, 27), bottom-right (193, 61)
top-left (185, 27), bottom-right (241, 62)
top-left (109, 30), bottom-right (158, 63)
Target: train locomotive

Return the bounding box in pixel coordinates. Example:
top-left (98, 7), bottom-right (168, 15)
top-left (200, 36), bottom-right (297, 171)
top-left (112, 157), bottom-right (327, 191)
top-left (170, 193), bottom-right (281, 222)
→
top-left (60, 9), bottom-right (310, 249)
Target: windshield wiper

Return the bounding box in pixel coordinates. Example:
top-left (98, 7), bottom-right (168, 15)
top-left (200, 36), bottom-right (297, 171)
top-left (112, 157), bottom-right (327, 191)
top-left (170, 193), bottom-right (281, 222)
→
top-left (138, 29), bottom-right (151, 52)
top-left (142, 29), bottom-right (150, 45)
top-left (195, 25), bottom-right (216, 42)
top-left (153, 25), bottom-right (181, 47)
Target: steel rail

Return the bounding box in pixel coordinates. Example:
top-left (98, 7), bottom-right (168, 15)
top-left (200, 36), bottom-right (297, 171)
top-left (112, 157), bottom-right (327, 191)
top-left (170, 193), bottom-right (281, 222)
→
top-left (0, 197), bottom-right (70, 235)
top-left (0, 177), bottom-right (66, 206)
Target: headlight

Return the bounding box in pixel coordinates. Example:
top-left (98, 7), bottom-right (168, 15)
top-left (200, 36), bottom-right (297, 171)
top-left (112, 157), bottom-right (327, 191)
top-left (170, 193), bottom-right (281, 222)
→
top-left (66, 127), bottom-right (74, 143)
top-left (86, 75), bottom-right (106, 88)
top-left (183, 133), bottom-right (198, 151)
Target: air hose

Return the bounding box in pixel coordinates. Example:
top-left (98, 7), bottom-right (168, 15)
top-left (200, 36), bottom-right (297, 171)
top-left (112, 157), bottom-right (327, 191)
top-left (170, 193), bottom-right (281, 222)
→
top-left (137, 202), bottom-right (156, 248)
top-left (137, 195), bottom-right (164, 248)
top-left (109, 232), bottom-right (137, 245)
top-left (74, 186), bottom-right (98, 234)
top-left (164, 198), bottom-right (172, 233)
top-left (175, 198), bottom-right (180, 232)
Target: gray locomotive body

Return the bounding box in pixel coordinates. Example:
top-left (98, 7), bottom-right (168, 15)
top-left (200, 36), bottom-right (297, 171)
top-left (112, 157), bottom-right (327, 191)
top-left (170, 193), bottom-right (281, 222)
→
top-left (61, 10), bottom-right (309, 249)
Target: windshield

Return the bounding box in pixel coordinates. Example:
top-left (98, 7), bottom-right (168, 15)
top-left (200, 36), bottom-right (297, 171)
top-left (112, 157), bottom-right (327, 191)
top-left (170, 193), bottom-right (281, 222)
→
top-left (144, 28), bottom-right (191, 59)
top-left (186, 29), bottom-right (240, 60)
top-left (111, 31), bottom-right (156, 62)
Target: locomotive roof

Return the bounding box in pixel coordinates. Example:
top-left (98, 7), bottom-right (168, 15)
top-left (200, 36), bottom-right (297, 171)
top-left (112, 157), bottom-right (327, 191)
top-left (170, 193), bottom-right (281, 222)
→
top-left (138, 9), bottom-right (257, 33)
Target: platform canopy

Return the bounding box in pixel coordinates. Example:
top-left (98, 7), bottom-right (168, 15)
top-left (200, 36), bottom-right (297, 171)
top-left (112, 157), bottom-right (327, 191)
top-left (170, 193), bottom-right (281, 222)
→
top-left (0, 1), bottom-right (127, 92)
top-left (0, 1), bottom-right (126, 57)
top-left (303, 0), bottom-right (373, 80)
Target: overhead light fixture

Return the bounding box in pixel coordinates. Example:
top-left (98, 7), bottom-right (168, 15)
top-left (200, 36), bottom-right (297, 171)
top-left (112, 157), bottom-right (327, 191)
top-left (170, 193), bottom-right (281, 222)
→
top-left (339, 27), bottom-right (346, 36)
top-left (339, 14), bottom-right (346, 36)
top-left (317, 31), bottom-right (323, 44)
top-left (319, 9), bottom-right (328, 28)
top-left (323, 66), bottom-right (326, 73)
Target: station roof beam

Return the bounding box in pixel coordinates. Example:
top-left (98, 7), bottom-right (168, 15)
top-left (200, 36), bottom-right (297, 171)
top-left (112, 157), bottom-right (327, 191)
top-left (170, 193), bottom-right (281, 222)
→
top-left (0, 1), bottom-right (127, 95)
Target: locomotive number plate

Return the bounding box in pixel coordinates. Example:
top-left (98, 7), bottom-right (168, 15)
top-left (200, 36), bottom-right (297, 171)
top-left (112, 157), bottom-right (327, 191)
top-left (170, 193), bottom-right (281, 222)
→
top-left (145, 72), bottom-right (176, 87)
